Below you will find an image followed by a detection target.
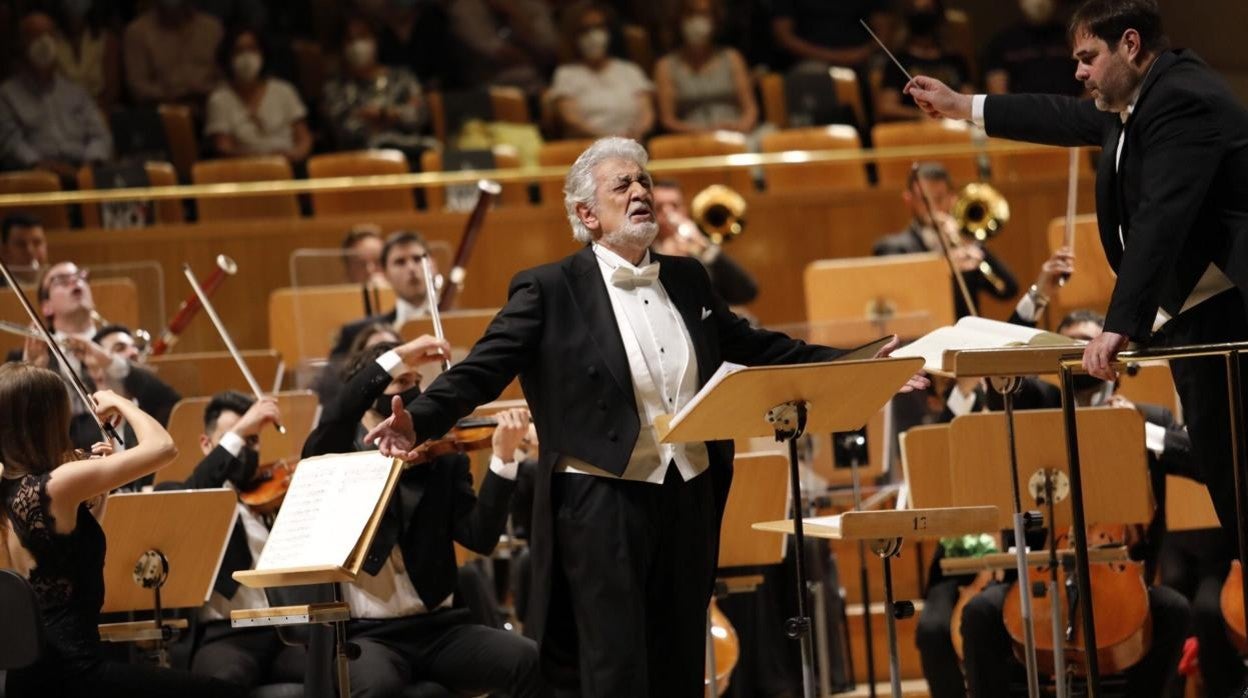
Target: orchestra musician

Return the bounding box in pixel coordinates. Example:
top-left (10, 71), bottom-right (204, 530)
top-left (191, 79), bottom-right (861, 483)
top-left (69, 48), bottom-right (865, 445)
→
top-left (340, 223), bottom-right (385, 285)
top-left (329, 230), bottom-right (436, 358)
top-left (362, 137), bottom-right (927, 697)
top-left (297, 335), bottom-right (548, 697)
top-left (0, 364), bottom-right (245, 698)
top-left (652, 179), bottom-right (758, 306)
top-left (0, 213), bottom-right (47, 283)
top-left (907, 0), bottom-right (1248, 548)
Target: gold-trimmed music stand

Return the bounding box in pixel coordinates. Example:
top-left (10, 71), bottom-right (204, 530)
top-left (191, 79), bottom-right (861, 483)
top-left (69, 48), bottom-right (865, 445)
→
top-left (658, 356), bottom-right (923, 698)
top-left (97, 489), bottom-right (237, 665)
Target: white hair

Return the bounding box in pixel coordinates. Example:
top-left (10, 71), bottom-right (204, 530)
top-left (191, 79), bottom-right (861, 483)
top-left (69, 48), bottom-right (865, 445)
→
top-left (564, 137), bottom-right (650, 244)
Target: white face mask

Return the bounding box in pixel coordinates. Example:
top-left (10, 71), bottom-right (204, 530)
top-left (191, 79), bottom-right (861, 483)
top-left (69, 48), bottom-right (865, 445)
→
top-left (1019, 0), bottom-right (1056, 25)
top-left (345, 38), bottom-right (377, 69)
top-left (577, 28), bottom-right (609, 61)
top-left (681, 15), bottom-right (713, 47)
top-left (232, 50), bottom-right (263, 82)
top-left (27, 34), bottom-right (57, 70)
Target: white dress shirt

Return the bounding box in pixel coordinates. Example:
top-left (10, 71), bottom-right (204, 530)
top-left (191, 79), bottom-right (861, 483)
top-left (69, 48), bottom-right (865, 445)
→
top-left (555, 244), bottom-right (709, 484)
top-left (201, 431), bottom-right (270, 621)
top-left (393, 297), bottom-right (429, 329)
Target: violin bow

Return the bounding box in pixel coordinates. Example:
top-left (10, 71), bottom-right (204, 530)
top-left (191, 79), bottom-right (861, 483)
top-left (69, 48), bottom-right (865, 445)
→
top-left (182, 262), bottom-right (285, 434)
top-left (0, 257), bottom-right (123, 447)
top-left (421, 256), bottom-right (451, 372)
top-left (1060, 148), bottom-right (1080, 287)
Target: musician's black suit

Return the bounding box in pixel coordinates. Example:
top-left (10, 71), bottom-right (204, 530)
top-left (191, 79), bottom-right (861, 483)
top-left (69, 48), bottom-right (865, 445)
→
top-left (399, 246), bottom-right (844, 695)
top-left (982, 49), bottom-right (1248, 543)
top-left (873, 223), bottom-right (1020, 318)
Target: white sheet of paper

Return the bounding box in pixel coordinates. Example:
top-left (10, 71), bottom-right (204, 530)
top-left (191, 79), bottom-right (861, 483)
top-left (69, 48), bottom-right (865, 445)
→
top-left (255, 451), bottom-right (396, 571)
top-left (668, 361), bottom-right (746, 432)
top-left (891, 316), bottom-right (1071, 373)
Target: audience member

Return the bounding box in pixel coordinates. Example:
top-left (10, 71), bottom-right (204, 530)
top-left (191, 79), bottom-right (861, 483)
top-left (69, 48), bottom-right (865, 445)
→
top-left (123, 0), bottom-right (223, 105)
top-left (653, 0), bottom-right (758, 138)
top-left (548, 2), bottom-right (653, 139)
top-left (340, 223), bottom-right (385, 285)
top-left (329, 230), bottom-right (434, 357)
top-left (205, 27), bottom-right (311, 164)
top-left (983, 0), bottom-right (1083, 96)
top-left (50, 0), bottom-right (121, 109)
top-left (652, 180), bottom-right (758, 305)
top-left (876, 0), bottom-right (973, 122)
top-left (322, 14), bottom-right (429, 159)
top-left (377, 0), bottom-right (458, 90)
top-left (0, 12), bottom-right (112, 183)
top-left (1, 213), bottom-right (49, 274)
top-left (771, 0), bottom-right (893, 71)
top-left (448, 0), bottom-right (559, 96)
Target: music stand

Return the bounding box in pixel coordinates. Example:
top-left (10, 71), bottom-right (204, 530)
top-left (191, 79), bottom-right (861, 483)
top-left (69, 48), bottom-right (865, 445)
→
top-left (658, 357), bottom-right (924, 698)
top-left (98, 490), bottom-right (237, 665)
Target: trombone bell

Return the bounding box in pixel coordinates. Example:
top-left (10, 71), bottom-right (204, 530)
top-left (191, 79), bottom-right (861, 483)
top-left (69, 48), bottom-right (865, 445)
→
top-left (690, 185), bottom-right (747, 245)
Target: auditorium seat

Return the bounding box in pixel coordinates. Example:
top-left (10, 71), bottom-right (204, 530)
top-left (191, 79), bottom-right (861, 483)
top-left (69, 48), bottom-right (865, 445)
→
top-left (0, 170), bottom-right (69, 229)
top-left (537, 138), bottom-right (595, 206)
top-left (191, 156), bottom-right (299, 222)
top-left (829, 67), bottom-right (867, 131)
top-left (759, 68), bottom-right (864, 131)
top-left (158, 103), bottom-right (199, 182)
top-left (647, 131), bottom-right (753, 194)
top-left (0, 569), bottom-right (42, 677)
top-left (307, 149), bottom-right (414, 216)
top-left (761, 125), bottom-right (868, 193)
top-left (428, 87), bottom-right (532, 144)
top-left (989, 137), bottom-right (1095, 183)
top-left (871, 118), bottom-right (978, 188)
top-left (420, 146), bottom-right (525, 211)
top-left (78, 161), bottom-right (184, 227)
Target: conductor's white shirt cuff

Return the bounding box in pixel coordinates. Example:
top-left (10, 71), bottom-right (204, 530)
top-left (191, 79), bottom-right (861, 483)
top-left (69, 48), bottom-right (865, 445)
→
top-left (971, 94), bottom-right (987, 128)
top-left (376, 350), bottom-right (405, 377)
top-left (489, 455), bottom-right (519, 481)
top-left (219, 430), bottom-right (246, 458)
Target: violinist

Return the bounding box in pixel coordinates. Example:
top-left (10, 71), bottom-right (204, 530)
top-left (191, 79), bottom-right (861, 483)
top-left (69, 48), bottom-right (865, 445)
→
top-left (299, 335), bottom-right (548, 697)
top-left (0, 364), bottom-right (244, 698)
top-left (155, 391), bottom-right (303, 691)
top-left (872, 162), bottom-right (1018, 319)
top-left (329, 230), bottom-right (439, 358)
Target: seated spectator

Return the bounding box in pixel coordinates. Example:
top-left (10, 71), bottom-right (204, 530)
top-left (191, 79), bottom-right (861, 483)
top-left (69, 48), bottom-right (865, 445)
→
top-left (205, 27), bottom-right (311, 164)
top-left (0, 12), bottom-right (112, 183)
top-left (654, 0), bottom-right (758, 137)
top-left (771, 0), bottom-right (893, 71)
top-left (448, 0), bottom-right (559, 96)
top-left (341, 223), bottom-right (384, 285)
top-left (323, 14), bottom-right (429, 159)
top-left (1, 213), bottom-right (49, 276)
top-left (876, 0), bottom-right (972, 122)
top-left (377, 0), bottom-right (458, 90)
top-left (123, 0), bottom-right (223, 105)
top-left (549, 2), bottom-right (653, 140)
top-left (983, 0), bottom-right (1083, 96)
top-left (50, 0), bottom-right (120, 109)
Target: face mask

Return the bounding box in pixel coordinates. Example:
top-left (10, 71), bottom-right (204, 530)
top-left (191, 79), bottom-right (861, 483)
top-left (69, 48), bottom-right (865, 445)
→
top-left (577, 28), bottom-right (609, 61)
top-left (27, 35), bottom-right (57, 70)
top-left (373, 386), bottom-right (422, 418)
top-left (232, 50), bottom-right (263, 82)
top-left (1019, 0), bottom-right (1056, 25)
top-left (345, 38), bottom-right (377, 69)
top-left (906, 10), bottom-right (942, 37)
top-left (681, 15), bottom-right (713, 47)
top-left (62, 0), bottom-right (92, 21)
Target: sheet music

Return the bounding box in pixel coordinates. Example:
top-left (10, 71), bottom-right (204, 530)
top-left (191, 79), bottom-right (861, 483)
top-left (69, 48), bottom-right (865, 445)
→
top-left (255, 452), bottom-right (396, 571)
top-left (668, 361), bottom-right (746, 431)
top-left (891, 317), bottom-right (1075, 373)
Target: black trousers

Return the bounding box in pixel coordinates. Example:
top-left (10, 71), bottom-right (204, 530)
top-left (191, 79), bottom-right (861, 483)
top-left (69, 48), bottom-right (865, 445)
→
top-left (1157, 289), bottom-right (1248, 549)
top-left (190, 623), bottom-right (306, 689)
top-left (916, 577), bottom-right (968, 698)
top-left (347, 612), bottom-right (546, 698)
top-left (5, 657), bottom-right (246, 698)
top-left (960, 582), bottom-right (1190, 697)
top-left (544, 466), bottom-right (718, 698)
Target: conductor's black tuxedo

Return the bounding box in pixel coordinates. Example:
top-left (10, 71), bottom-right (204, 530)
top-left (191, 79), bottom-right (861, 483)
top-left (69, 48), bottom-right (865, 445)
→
top-left (982, 49), bottom-right (1248, 543)
top-left (401, 246), bottom-right (844, 694)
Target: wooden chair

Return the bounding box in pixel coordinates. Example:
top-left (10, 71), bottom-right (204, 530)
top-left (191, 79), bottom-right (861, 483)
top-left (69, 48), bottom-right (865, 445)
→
top-left (1045, 213), bottom-right (1114, 326)
top-left (829, 66), bottom-right (867, 131)
top-left (268, 283), bottom-right (397, 366)
top-left (420, 146), bottom-right (525, 211)
top-left (156, 391), bottom-right (321, 486)
top-left (191, 156), bottom-right (299, 221)
top-left (647, 131), bottom-right (753, 195)
top-left (0, 569), bottom-right (42, 671)
top-left (307, 149), bottom-right (414, 216)
top-left (761, 125), bottom-right (868, 193)
top-left (0, 170), bottom-right (69, 229)
top-left (428, 86), bottom-right (533, 144)
top-left (537, 138), bottom-right (596, 206)
top-left (871, 119), bottom-right (978, 188)
top-left (759, 72), bottom-right (787, 128)
top-left (761, 68), bottom-right (863, 130)
top-left (146, 349), bottom-right (284, 398)
top-left (990, 138), bottom-right (1094, 183)
top-left (158, 104), bottom-right (198, 182)
top-left (78, 161), bottom-right (183, 227)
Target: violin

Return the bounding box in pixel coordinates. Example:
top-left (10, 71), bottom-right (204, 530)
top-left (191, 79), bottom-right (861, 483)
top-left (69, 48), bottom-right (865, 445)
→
top-left (1002, 525), bottom-right (1152, 676)
top-left (405, 416), bottom-right (522, 466)
top-left (238, 460), bottom-right (297, 516)
top-left (704, 598), bottom-right (740, 696)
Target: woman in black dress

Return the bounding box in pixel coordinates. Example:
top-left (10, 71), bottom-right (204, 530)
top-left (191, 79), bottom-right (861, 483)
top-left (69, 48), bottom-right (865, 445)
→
top-left (0, 363), bottom-right (245, 698)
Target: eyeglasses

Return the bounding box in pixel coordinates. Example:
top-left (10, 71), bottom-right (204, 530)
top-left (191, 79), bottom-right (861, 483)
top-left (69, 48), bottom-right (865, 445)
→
top-left (45, 268), bottom-right (89, 289)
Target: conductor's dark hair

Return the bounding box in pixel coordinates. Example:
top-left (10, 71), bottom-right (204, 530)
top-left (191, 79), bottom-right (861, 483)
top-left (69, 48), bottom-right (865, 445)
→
top-left (203, 390), bottom-right (255, 434)
top-left (1070, 0), bottom-right (1169, 53)
top-left (1057, 309), bottom-right (1106, 333)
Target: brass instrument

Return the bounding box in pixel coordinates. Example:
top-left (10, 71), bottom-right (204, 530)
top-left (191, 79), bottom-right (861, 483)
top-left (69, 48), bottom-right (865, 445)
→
top-left (690, 185), bottom-right (746, 244)
top-left (951, 183), bottom-right (1011, 294)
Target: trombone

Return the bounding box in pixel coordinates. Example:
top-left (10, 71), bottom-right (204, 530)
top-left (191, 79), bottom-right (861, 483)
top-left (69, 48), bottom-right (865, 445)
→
top-left (949, 182), bottom-right (1011, 295)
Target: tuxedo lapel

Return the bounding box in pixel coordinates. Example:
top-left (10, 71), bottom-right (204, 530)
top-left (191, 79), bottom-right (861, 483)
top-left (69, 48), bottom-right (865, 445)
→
top-left (1097, 126), bottom-right (1124, 270)
top-left (657, 254), bottom-right (713, 386)
top-left (563, 247), bottom-right (635, 404)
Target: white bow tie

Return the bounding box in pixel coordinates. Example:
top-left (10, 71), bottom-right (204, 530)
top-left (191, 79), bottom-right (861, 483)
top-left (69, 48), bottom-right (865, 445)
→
top-left (610, 263), bottom-right (660, 290)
